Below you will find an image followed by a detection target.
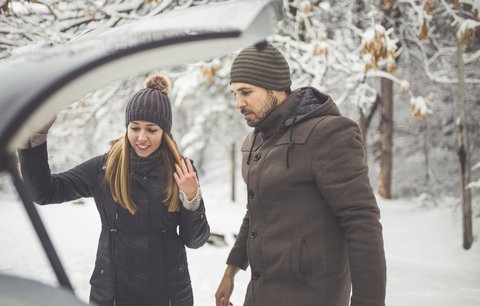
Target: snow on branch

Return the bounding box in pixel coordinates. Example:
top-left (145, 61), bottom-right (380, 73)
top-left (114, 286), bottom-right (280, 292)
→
top-left (407, 31), bottom-right (480, 84)
top-left (146, 0), bottom-right (173, 16)
top-left (467, 163), bottom-right (480, 189)
top-left (473, 162), bottom-right (480, 171)
top-left (361, 24), bottom-right (398, 72)
top-left (438, 0), bottom-right (480, 46)
top-left (354, 83), bottom-right (377, 115)
top-left (410, 95), bottom-right (433, 121)
top-left (457, 18), bottom-right (480, 46)
top-left (464, 49), bottom-right (480, 64)
top-left (467, 180), bottom-right (480, 189)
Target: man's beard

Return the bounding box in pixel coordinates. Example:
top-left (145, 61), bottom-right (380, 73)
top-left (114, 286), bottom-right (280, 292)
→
top-left (247, 90), bottom-right (278, 127)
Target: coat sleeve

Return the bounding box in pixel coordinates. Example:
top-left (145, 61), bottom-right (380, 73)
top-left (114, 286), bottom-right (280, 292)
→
top-left (179, 197), bottom-right (210, 249)
top-left (226, 209), bottom-right (250, 270)
top-left (312, 116), bottom-right (386, 306)
top-left (18, 141), bottom-right (101, 205)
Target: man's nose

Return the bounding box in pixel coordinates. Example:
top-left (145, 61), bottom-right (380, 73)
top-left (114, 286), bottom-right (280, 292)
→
top-left (235, 97), bottom-right (246, 109)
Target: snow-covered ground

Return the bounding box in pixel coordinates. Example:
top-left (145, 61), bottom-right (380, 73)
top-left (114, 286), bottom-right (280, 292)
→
top-left (1, 174), bottom-right (479, 306)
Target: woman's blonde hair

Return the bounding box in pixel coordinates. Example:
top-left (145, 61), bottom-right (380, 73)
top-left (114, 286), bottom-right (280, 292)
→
top-left (104, 132), bottom-right (182, 214)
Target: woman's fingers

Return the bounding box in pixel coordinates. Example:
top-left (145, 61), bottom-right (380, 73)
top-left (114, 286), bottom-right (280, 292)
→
top-left (175, 163), bottom-right (184, 178)
top-left (185, 158), bottom-right (195, 174)
top-left (176, 158), bottom-right (197, 180)
top-left (173, 172), bottom-right (181, 184)
top-left (181, 158), bottom-right (189, 175)
top-left (175, 158), bottom-right (199, 199)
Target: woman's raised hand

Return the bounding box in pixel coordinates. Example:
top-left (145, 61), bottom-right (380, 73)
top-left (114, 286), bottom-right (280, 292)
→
top-left (174, 158), bottom-right (199, 201)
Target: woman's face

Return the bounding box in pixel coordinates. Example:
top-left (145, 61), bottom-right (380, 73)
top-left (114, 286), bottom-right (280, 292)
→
top-left (127, 120), bottom-right (163, 157)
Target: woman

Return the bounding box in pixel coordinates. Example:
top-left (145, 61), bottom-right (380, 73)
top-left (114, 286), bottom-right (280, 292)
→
top-left (18, 74), bottom-right (210, 306)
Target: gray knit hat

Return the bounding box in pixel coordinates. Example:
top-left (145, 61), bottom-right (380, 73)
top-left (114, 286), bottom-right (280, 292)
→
top-left (125, 74), bottom-right (172, 133)
top-left (230, 42), bottom-right (291, 91)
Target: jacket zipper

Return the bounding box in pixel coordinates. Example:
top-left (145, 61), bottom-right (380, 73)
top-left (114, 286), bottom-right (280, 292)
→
top-left (161, 228), bottom-right (171, 305)
top-left (246, 148), bottom-right (255, 306)
top-left (111, 210), bottom-right (118, 306)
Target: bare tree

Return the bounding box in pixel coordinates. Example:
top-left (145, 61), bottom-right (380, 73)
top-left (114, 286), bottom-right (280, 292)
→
top-left (423, 0), bottom-right (477, 249)
top-left (378, 76), bottom-right (394, 198)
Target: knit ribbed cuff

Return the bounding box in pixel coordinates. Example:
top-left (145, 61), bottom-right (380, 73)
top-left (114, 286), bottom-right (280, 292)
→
top-left (179, 187), bottom-right (202, 211)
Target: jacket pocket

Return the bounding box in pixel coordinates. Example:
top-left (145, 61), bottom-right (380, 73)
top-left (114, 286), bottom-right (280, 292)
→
top-left (89, 264), bottom-right (114, 304)
top-left (291, 237), bottom-right (312, 285)
top-left (167, 243), bottom-right (189, 275)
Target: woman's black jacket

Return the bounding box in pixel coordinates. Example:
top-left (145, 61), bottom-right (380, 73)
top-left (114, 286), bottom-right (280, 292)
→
top-left (18, 142), bottom-right (210, 306)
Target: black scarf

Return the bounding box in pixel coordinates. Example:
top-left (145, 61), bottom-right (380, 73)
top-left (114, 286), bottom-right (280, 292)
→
top-left (131, 149), bottom-right (164, 177)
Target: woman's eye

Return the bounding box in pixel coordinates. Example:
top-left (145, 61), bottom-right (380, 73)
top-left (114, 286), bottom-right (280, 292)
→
top-left (130, 127), bottom-right (139, 131)
top-left (148, 129), bottom-right (159, 133)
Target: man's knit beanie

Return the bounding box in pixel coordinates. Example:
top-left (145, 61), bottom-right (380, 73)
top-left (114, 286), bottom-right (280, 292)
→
top-left (230, 42), bottom-right (291, 91)
top-left (125, 74), bottom-right (172, 133)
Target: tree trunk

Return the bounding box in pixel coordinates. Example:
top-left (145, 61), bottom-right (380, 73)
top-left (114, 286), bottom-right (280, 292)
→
top-left (0, 0), bottom-right (9, 14)
top-left (359, 111), bottom-right (367, 142)
top-left (456, 37), bottom-right (473, 250)
top-left (359, 94), bottom-right (379, 143)
top-left (421, 122), bottom-right (430, 185)
top-left (378, 77), bottom-right (393, 198)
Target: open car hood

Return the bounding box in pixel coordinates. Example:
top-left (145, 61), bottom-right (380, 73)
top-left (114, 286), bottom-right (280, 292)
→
top-left (0, 0), bottom-right (282, 161)
top-left (0, 0), bottom-right (283, 304)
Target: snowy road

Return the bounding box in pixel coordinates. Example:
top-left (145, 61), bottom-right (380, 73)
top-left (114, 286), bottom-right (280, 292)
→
top-left (1, 187), bottom-right (479, 306)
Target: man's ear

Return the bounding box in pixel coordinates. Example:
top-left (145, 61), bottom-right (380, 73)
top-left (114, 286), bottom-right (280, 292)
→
top-left (273, 90), bottom-right (288, 103)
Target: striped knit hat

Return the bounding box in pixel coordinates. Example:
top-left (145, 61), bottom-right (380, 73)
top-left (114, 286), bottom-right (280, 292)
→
top-left (125, 74), bottom-right (172, 133)
top-left (230, 43), bottom-right (291, 91)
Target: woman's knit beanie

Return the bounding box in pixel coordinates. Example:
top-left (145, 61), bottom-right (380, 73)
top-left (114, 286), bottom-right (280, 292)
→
top-left (229, 42), bottom-right (291, 91)
top-left (125, 74), bottom-right (172, 133)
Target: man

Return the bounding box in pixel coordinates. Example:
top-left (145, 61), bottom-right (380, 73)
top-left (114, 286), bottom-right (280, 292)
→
top-left (215, 42), bottom-right (386, 306)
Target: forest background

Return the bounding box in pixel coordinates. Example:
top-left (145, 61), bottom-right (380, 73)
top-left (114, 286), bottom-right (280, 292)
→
top-left (0, 0), bottom-right (480, 306)
top-left (0, 0), bottom-right (479, 304)
top-left (2, 0), bottom-right (479, 243)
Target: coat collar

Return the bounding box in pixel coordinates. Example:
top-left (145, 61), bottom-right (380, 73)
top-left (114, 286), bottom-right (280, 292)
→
top-left (254, 87), bottom-right (340, 139)
top-left (131, 149), bottom-right (164, 177)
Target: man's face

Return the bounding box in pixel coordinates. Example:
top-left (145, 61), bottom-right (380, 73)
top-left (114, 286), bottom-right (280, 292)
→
top-left (231, 83), bottom-right (278, 127)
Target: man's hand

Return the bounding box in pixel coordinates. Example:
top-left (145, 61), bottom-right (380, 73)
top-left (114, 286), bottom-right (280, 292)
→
top-left (215, 265), bottom-right (240, 306)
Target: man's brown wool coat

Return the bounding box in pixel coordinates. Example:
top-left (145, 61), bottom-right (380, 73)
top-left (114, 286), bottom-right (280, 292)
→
top-left (227, 87), bottom-right (386, 306)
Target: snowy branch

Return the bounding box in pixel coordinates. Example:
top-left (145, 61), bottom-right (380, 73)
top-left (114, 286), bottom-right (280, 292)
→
top-left (464, 49), bottom-right (480, 64)
top-left (85, 0), bottom-right (140, 20)
top-left (473, 162), bottom-right (480, 171)
top-left (146, 0), bottom-right (174, 16)
top-left (467, 180), bottom-right (480, 189)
